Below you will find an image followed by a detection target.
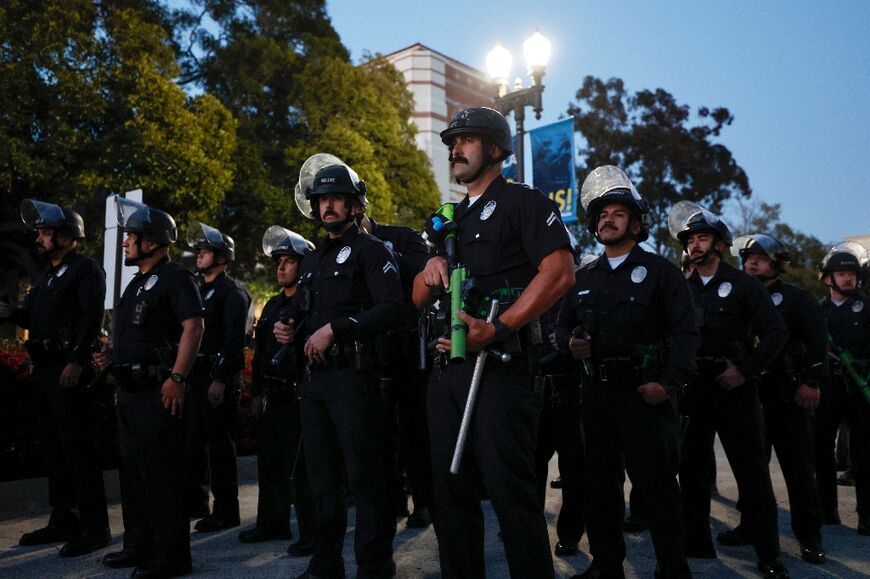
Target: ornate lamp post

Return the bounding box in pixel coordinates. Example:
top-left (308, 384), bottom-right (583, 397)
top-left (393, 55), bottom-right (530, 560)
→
top-left (486, 30), bottom-right (551, 183)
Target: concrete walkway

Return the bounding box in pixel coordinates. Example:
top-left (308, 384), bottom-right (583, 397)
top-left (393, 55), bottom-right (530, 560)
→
top-left (0, 447), bottom-right (868, 578)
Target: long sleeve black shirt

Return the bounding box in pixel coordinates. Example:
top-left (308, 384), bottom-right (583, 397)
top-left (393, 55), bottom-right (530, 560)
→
top-left (199, 272), bottom-right (251, 382)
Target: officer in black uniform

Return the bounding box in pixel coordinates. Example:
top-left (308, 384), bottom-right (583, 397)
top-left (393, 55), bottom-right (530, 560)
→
top-left (555, 166), bottom-right (698, 579)
top-left (814, 241), bottom-right (870, 535)
top-left (274, 164), bottom-right (403, 579)
top-left (714, 234), bottom-right (826, 563)
top-left (669, 201), bottom-right (790, 578)
top-left (184, 222), bottom-right (251, 532)
top-left (96, 198), bottom-right (203, 578)
top-left (1, 199), bottom-right (109, 557)
top-left (535, 298), bottom-right (585, 558)
top-left (239, 226), bottom-right (316, 557)
top-left (359, 209), bottom-right (433, 527)
top-left (413, 106), bottom-right (574, 579)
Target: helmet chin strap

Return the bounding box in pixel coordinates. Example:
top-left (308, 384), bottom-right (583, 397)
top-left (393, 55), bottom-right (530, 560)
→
top-left (827, 276), bottom-right (858, 297)
top-left (124, 237), bottom-right (158, 265)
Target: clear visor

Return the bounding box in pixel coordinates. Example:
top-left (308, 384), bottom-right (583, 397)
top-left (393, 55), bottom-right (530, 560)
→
top-left (829, 240), bottom-right (870, 269)
top-left (187, 221), bottom-right (224, 250)
top-left (580, 165), bottom-right (641, 212)
top-left (667, 200), bottom-right (721, 240)
top-left (115, 197), bottom-right (150, 229)
top-left (295, 153), bottom-right (346, 219)
top-left (730, 233), bottom-right (784, 259)
top-left (20, 199), bottom-right (64, 229)
top-left (262, 225), bottom-right (311, 257)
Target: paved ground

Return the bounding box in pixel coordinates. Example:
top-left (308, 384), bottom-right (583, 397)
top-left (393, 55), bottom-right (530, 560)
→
top-left (0, 444), bottom-right (868, 578)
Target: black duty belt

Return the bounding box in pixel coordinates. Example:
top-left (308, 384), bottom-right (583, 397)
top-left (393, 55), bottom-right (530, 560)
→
top-left (596, 357), bottom-right (647, 386)
top-left (112, 363), bottom-right (164, 390)
top-left (535, 373), bottom-right (581, 407)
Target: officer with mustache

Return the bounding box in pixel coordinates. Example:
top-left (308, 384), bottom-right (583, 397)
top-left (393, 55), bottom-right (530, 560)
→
top-left (3, 199), bottom-right (109, 557)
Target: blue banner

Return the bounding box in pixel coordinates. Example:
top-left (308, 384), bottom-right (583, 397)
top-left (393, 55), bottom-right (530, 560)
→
top-left (530, 118), bottom-right (577, 223)
top-left (501, 133), bottom-right (518, 181)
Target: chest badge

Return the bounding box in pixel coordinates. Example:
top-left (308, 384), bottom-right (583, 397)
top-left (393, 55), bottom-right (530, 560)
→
top-left (480, 200), bottom-right (497, 221)
top-left (771, 292), bottom-right (783, 306)
top-left (204, 288), bottom-right (215, 301)
top-left (718, 281), bottom-right (732, 298)
top-left (336, 246), bottom-right (352, 264)
top-left (56, 264), bottom-right (69, 277)
top-left (630, 266), bottom-right (647, 284)
top-left (144, 275), bottom-right (159, 291)
top-left (853, 300), bottom-right (864, 313)
top-left (384, 240), bottom-right (394, 251)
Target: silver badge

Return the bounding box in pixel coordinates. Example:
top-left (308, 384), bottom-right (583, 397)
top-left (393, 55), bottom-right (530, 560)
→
top-left (718, 281), bottom-right (732, 298)
top-left (56, 264), bottom-right (69, 277)
top-left (480, 200), bottom-right (497, 220)
top-left (771, 292), bottom-right (783, 306)
top-left (336, 246), bottom-right (352, 264)
top-left (144, 275), bottom-right (159, 291)
top-left (384, 240), bottom-right (394, 251)
top-left (853, 300), bottom-right (864, 313)
top-left (630, 266), bottom-right (647, 284)
top-left (204, 288), bottom-right (215, 301)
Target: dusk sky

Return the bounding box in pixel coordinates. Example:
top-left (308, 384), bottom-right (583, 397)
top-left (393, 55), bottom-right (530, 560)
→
top-left (325, 0), bottom-right (870, 244)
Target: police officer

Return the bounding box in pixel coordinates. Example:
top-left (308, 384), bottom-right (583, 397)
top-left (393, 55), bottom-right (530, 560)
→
top-left (1, 199), bottom-right (109, 557)
top-left (184, 222), bottom-right (251, 532)
top-left (96, 198), bottom-right (203, 577)
top-left (669, 202), bottom-right (790, 578)
top-left (275, 163), bottom-right (403, 578)
top-left (535, 299), bottom-right (585, 558)
top-left (238, 226), bottom-right (315, 556)
top-left (413, 106), bottom-right (574, 579)
top-left (358, 208), bottom-right (433, 527)
top-left (814, 241), bottom-right (870, 535)
top-left (555, 167), bottom-right (698, 579)
top-left (714, 234), bottom-right (826, 563)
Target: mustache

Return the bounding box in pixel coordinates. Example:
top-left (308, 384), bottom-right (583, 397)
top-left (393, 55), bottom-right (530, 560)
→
top-left (450, 155), bottom-right (468, 165)
top-left (599, 223), bottom-right (617, 231)
top-left (322, 210), bottom-right (339, 218)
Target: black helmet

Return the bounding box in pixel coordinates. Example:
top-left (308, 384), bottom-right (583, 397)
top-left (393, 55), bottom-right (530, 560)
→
top-left (116, 197), bottom-right (178, 245)
top-left (306, 164), bottom-right (367, 218)
top-left (580, 165), bottom-right (651, 243)
top-left (440, 107), bottom-right (513, 160)
top-left (262, 225), bottom-right (314, 260)
top-left (731, 234), bottom-right (790, 266)
top-left (20, 199), bottom-right (86, 239)
top-left (818, 241), bottom-right (869, 279)
top-left (188, 221), bottom-right (235, 261)
top-left (668, 200), bottom-right (732, 247)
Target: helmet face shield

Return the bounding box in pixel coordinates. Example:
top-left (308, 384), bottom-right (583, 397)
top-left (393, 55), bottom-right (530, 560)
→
top-left (731, 234), bottom-right (790, 264)
top-left (820, 240), bottom-right (870, 274)
top-left (20, 199), bottom-right (66, 229)
top-left (116, 197), bottom-right (150, 231)
top-left (262, 225), bottom-right (313, 258)
top-left (295, 153), bottom-right (347, 219)
top-left (668, 200), bottom-right (732, 246)
top-left (187, 221), bottom-right (225, 251)
top-left (580, 166), bottom-right (641, 214)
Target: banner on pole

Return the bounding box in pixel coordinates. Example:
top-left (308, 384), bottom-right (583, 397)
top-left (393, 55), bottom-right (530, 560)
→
top-left (530, 118), bottom-right (577, 223)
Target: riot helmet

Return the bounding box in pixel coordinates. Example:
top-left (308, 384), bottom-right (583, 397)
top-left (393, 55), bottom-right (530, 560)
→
top-left (305, 164), bottom-right (367, 232)
top-left (731, 234), bottom-right (790, 267)
top-left (440, 107), bottom-right (513, 160)
top-left (262, 225), bottom-right (314, 260)
top-left (580, 165), bottom-right (651, 243)
top-left (116, 197), bottom-right (177, 265)
top-left (818, 241), bottom-right (869, 295)
top-left (188, 221), bottom-right (235, 263)
top-left (294, 153), bottom-right (346, 220)
top-left (20, 199), bottom-right (86, 241)
top-left (668, 200), bottom-right (732, 248)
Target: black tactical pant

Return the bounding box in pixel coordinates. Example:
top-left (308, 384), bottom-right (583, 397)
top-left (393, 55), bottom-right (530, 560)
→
top-left (534, 372), bottom-right (585, 547)
top-left (427, 355), bottom-right (554, 579)
top-left (184, 361), bottom-right (239, 522)
top-left (681, 379), bottom-right (780, 562)
top-left (393, 356), bottom-right (434, 513)
top-left (254, 385), bottom-right (314, 540)
top-left (116, 382), bottom-right (190, 570)
top-left (815, 374), bottom-right (870, 519)
top-left (300, 366), bottom-right (395, 579)
top-left (31, 362), bottom-right (109, 536)
top-left (758, 378), bottom-right (823, 546)
top-left (583, 379), bottom-right (689, 578)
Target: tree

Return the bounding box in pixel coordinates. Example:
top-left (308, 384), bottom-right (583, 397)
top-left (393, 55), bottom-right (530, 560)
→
top-left (176, 0), bottom-right (439, 277)
top-left (729, 197), bottom-right (828, 298)
top-left (0, 0), bottom-right (237, 252)
top-left (567, 76), bottom-right (751, 258)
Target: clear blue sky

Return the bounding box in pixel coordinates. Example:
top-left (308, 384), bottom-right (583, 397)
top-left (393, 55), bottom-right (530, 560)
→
top-left (325, 0), bottom-right (870, 244)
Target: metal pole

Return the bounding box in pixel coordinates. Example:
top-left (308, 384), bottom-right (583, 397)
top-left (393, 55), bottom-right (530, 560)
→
top-left (514, 106), bottom-right (526, 184)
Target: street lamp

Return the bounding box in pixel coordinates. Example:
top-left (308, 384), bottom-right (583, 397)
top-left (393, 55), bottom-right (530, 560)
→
top-left (486, 29), bottom-right (551, 183)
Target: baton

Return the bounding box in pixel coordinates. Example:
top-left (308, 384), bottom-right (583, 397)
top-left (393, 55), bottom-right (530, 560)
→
top-left (450, 299), bottom-right (510, 475)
